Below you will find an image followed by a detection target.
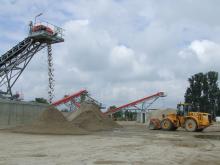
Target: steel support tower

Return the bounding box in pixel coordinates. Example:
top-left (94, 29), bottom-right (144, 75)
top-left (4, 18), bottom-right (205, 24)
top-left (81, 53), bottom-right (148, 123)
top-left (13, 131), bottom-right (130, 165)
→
top-left (52, 89), bottom-right (103, 112)
top-left (105, 92), bottom-right (166, 115)
top-left (0, 21), bottom-right (64, 100)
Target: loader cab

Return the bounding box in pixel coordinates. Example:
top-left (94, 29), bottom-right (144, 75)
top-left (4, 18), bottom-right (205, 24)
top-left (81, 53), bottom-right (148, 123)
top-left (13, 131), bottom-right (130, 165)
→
top-left (177, 103), bottom-right (192, 116)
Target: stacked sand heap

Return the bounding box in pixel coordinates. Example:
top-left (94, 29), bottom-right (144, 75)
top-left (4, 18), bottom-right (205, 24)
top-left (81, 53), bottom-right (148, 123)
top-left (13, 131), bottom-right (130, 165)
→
top-left (12, 102), bottom-right (120, 134)
top-left (67, 102), bottom-right (121, 131)
top-left (13, 106), bottom-right (88, 135)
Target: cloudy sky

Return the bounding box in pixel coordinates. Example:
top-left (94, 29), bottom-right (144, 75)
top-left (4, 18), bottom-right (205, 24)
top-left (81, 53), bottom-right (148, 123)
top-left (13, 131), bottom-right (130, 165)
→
top-left (1, 0), bottom-right (220, 109)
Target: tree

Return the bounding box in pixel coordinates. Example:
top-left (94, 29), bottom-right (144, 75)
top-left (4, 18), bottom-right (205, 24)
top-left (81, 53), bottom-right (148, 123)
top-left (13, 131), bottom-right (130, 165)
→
top-left (35, 97), bottom-right (49, 104)
top-left (207, 71), bottom-right (219, 115)
top-left (114, 111), bottom-right (123, 120)
top-left (109, 106), bottom-right (122, 120)
top-left (80, 93), bottom-right (86, 103)
top-left (216, 91), bottom-right (220, 116)
top-left (185, 71), bottom-right (220, 117)
top-left (185, 73), bottom-right (204, 111)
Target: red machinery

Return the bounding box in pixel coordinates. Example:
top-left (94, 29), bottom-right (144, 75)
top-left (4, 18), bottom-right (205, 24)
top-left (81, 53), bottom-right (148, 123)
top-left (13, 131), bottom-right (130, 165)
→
top-left (52, 89), bottom-right (88, 108)
top-left (105, 92), bottom-right (165, 115)
top-left (52, 89), bottom-right (103, 111)
top-left (32, 25), bottom-right (54, 35)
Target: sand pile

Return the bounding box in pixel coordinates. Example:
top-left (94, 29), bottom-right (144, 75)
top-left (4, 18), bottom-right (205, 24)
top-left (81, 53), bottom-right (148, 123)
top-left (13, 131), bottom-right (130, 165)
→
top-left (39, 106), bottom-right (66, 122)
top-left (12, 103), bottom-right (120, 134)
top-left (12, 106), bottom-right (88, 135)
top-left (146, 108), bottom-right (176, 126)
top-left (68, 102), bottom-right (120, 131)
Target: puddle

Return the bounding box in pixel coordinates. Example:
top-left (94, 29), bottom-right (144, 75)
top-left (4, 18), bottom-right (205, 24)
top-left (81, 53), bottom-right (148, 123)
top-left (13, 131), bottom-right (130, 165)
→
top-left (194, 135), bottom-right (220, 140)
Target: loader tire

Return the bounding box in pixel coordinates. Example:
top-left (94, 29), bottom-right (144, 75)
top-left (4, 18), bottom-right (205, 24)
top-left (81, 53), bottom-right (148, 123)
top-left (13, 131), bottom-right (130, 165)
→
top-left (161, 119), bottom-right (173, 131)
top-left (185, 119), bottom-right (197, 132)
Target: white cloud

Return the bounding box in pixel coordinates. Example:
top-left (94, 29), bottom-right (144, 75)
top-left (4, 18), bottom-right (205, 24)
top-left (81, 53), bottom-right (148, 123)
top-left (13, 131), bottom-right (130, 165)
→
top-left (64, 19), bottom-right (89, 32)
top-left (110, 45), bottom-right (135, 67)
top-left (179, 40), bottom-right (220, 64)
top-left (158, 69), bottom-right (175, 80)
top-left (190, 40), bottom-right (220, 63)
top-left (1, 0), bottom-right (220, 108)
top-left (109, 45), bottom-right (153, 82)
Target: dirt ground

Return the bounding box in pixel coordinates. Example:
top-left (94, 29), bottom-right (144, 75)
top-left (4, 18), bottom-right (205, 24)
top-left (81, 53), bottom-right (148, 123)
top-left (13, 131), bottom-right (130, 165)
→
top-left (0, 121), bottom-right (220, 165)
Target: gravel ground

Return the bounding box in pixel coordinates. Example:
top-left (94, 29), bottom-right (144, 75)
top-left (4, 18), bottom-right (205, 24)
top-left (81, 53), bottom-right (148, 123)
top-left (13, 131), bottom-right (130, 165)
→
top-left (0, 121), bottom-right (220, 165)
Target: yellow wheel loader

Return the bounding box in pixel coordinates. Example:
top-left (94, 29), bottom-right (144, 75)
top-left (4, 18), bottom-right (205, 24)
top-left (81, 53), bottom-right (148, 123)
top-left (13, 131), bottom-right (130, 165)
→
top-left (149, 103), bottom-right (212, 132)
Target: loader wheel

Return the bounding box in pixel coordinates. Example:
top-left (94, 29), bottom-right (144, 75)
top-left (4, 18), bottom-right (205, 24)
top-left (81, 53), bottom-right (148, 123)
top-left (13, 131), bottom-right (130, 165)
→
top-left (185, 119), bottom-right (197, 132)
top-left (161, 119), bottom-right (173, 131)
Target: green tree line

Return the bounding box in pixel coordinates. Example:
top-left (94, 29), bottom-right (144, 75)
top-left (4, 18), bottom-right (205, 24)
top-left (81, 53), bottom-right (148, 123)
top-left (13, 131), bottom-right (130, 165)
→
top-left (185, 71), bottom-right (220, 117)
